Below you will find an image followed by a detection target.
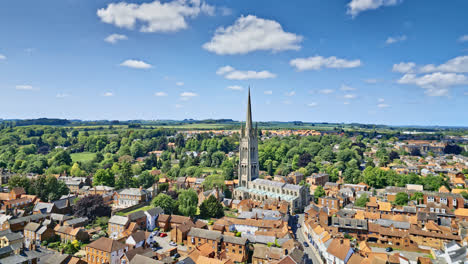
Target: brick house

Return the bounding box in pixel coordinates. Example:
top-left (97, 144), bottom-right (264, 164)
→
top-left (128, 211), bottom-right (147, 230)
top-left (54, 225), bottom-right (89, 243)
top-left (85, 237), bottom-right (128, 264)
top-left (23, 222), bottom-right (54, 250)
top-left (108, 215), bottom-right (130, 240)
top-left (307, 173), bottom-right (329, 187)
top-left (117, 188), bottom-right (149, 207)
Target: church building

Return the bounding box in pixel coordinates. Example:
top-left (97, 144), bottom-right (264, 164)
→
top-left (233, 89), bottom-right (309, 213)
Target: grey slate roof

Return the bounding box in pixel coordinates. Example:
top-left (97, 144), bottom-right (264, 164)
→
top-left (64, 217), bottom-right (88, 226)
top-left (222, 235), bottom-right (247, 245)
top-left (33, 202), bottom-right (55, 213)
top-left (331, 217), bottom-right (368, 230)
top-left (375, 219), bottom-right (410, 229)
top-left (8, 213), bottom-right (47, 225)
top-left (109, 215), bottom-right (129, 226)
top-left (128, 210), bottom-right (146, 221)
top-left (187, 228), bottom-right (222, 241)
top-left (146, 207), bottom-right (163, 216)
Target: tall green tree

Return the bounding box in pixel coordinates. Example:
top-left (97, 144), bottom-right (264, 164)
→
top-left (199, 195), bottom-right (224, 219)
top-left (178, 189), bottom-right (198, 217)
top-left (151, 193), bottom-right (176, 214)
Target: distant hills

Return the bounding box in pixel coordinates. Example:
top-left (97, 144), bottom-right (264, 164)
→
top-left (0, 118), bottom-right (467, 130)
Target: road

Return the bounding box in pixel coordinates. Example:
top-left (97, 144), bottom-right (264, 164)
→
top-left (292, 214), bottom-right (323, 264)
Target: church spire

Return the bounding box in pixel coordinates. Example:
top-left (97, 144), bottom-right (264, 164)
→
top-left (245, 86), bottom-right (253, 136)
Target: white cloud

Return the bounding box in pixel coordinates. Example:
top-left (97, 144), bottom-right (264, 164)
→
top-left (180, 92), bottom-right (198, 100)
top-left (340, 84), bottom-right (356, 91)
top-left (290, 56), bottom-right (361, 71)
top-left (120, 59), bottom-right (152, 69)
top-left (347, 0), bottom-right (403, 17)
top-left (216, 65), bottom-right (235, 75)
top-left (264, 90), bottom-right (273, 95)
top-left (227, 85), bottom-right (243, 91)
top-left (56, 93), bottom-right (70, 98)
top-left (15, 85), bottom-right (38, 91)
top-left (378, 103), bottom-right (390, 108)
top-left (392, 62), bottom-right (415, 73)
top-left (175, 104), bottom-right (183, 108)
top-left (285, 91), bottom-right (295, 96)
top-left (394, 56), bottom-right (468, 74)
top-left (344, 94), bottom-right (357, 99)
top-left (307, 102), bottom-right (318, 107)
top-left (176, 82), bottom-right (184, 86)
top-left (103, 92), bottom-right (114, 97)
top-left (105, 33), bottom-right (128, 44)
top-left (97, 0), bottom-right (214, 33)
top-left (398, 72), bottom-right (468, 96)
top-left (0, 54), bottom-right (6, 60)
top-left (283, 100), bottom-right (292, 105)
top-left (344, 101), bottom-right (350, 105)
top-left (378, 98), bottom-right (385, 102)
top-left (458, 35), bottom-right (468, 43)
top-left (418, 56), bottom-right (468, 73)
top-left (386, 35), bottom-right (407, 44)
top-left (203, 15), bottom-right (302, 55)
top-left (319, 89), bottom-right (334, 94)
top-left (216, 65), bottom-right (275, 80)
top-left (154, 92), bottom-right (168, 96)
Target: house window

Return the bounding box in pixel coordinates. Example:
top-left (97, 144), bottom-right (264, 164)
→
top-left (453, 199), bottom-right (457, 206)
top-left (430, 208), bottom-right (434, 213)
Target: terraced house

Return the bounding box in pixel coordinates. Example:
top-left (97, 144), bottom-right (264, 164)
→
top-left (85, 237), bottom-right (128, 264)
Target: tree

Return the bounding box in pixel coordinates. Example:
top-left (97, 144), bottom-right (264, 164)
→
top-left (74, 195), bottom-right (111, 221)
top-left (355, 193), bottom-right (369, 207)
top-left (394, 192), bottom-right (409, 206)
top-left (138, 171), bottom-right (155, 188)
top-left (70, 163), bottom-right (84, 177)
top-left (199, 195), bottom-right (224, 219)
top-left (298, 153), bottom-right (312, 168)
top-left (116, 162), bottom-right (133, 189)
top-left (444, 144), bottom-right (463, 155)
top-left (158, 183), bottom-right (169, 193)
top-left (314, 186), bottom-right (325, 202)
top-left (93, 169), bottom-right (115, 187)
top-left (411, 192), bottom-right (424, 204)
top-left (178, 189), bottom-right (198, 217)
top-left (461, 191), bottom-right (468, 200)
top-left (151, 193), bottom-right (176, 214)
top-left (8, 175), bottom-right (31, 190)
top-left (130, 141), bottom-right (145, 159)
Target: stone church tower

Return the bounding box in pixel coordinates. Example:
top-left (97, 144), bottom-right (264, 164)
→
top-left (238, 88), bottom-right (259, 188)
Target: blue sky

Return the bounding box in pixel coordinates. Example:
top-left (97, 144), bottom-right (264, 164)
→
top-left (0, 0), bottom-right (467, 126)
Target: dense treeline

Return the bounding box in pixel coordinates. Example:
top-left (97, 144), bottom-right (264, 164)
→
top-left (0, 124), bottom-right (464, 196)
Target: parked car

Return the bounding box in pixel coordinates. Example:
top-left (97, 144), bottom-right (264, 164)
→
top-left (173, 253), bottom-right (180, 258)
top-left (160, 233), bottom-right (167, 237)
top-left (385, 247), bottom-right (393, 252)
top-left (169, 241), bottom-right (177, 246)
top-left (297, 223), bottom-right (301, 228)
top-left (152, 231), bottom-right (160, 236)
top-left (303, 242), bottom-right (309, 247)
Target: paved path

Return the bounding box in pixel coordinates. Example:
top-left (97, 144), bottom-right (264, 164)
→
top-left (293, 214), bottom-right (323, 264)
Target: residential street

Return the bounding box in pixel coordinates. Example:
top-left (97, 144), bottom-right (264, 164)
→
top-left (293, 214), bottom-right (323, 264)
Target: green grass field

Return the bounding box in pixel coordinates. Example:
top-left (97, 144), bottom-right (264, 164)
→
top-left (71, 152), bottom-right (96, 162)
top-left (117, 205), bottom-right (154, 216)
